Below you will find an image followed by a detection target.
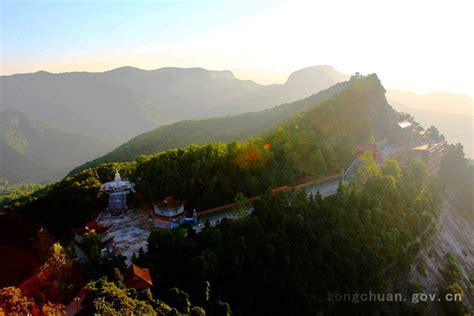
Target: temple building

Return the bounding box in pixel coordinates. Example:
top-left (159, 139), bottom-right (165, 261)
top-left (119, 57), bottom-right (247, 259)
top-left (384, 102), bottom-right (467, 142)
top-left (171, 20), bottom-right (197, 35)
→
top-left (72, 219), bottom-right (114, 260)
top-left (151, 196), bottom-right (186, 229)
top-left (125, 264), bottom-right (153, 289)
top-left (102, 171), bottom-right (135, 215)
top-left (393, 119), bottom-right (420, 144)
top-left (412, 139), bottom-right (447, 173)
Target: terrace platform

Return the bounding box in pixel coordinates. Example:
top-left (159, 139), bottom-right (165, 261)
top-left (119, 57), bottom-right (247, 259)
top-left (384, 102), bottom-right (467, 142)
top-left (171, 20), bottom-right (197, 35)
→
top-left (97, 208), bottom-right (152, 264)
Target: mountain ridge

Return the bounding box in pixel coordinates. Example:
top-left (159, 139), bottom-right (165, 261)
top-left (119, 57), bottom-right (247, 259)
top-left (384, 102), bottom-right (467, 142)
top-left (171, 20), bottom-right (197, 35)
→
top-left (0, 109), bottom-right (112, 185)
top-left (1, 65), bottom-right (348, 143)
top-left (68, 80), bottom-right (350, 174)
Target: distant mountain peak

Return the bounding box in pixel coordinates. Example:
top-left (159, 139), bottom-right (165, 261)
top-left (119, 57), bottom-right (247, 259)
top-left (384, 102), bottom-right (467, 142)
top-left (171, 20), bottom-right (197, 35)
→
top-left (285, 65), bottom-right (349, 86)
top-left (209, 70), bottom-right (236, 80)
top-left (106, 66), bottom-right (145, 73)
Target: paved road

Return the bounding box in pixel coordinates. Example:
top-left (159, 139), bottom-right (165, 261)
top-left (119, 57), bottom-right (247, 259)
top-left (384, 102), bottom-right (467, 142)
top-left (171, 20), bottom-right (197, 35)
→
top-left (305, 180), bottom-right (340, 197)
top-left (197, 177), bottom-right (342, 230)
top-left (197, 140), bottom-right (438, 231)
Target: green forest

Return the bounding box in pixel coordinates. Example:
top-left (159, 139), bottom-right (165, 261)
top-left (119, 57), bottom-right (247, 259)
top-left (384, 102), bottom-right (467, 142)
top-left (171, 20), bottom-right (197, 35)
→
top-left (11, 74), bottom-right (396, 237)
top-left (3, 74), bottom-right (469, 315)
top-left (133, 156), bottom-right (443, 315)
top-left (69, 81), bottom-right (348, 174)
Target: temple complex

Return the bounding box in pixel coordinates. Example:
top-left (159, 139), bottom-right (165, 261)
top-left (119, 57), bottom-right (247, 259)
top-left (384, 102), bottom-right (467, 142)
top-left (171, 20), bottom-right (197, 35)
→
top-left (151, 196), bottom-right (186, 229)
top-left (102, 171), bottom-right (135, 215)
top-left (393, 119), bottom-right (421, 144)
top-left (412, 139), bottom-right (447, 173)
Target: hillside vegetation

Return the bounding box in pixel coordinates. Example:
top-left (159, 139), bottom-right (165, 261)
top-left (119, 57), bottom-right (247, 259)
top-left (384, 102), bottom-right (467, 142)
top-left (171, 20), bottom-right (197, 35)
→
top-left (5, 74), bottom-right (464, 315)
top-left (138, 156), bottom-right (442, 315)
top-left (1, 65), bottom-right (348, 184)
top-left (70, 81), bottom-right (349, 174)
top-left (17, 74), bottom-right (397, 236)
top-left (0, 110), bottom-right (110, 185)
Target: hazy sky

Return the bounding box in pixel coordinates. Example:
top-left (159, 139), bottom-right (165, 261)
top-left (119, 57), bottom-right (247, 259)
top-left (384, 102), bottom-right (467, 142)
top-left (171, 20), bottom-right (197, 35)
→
top-left (1, 0), bottom-right (472, 96)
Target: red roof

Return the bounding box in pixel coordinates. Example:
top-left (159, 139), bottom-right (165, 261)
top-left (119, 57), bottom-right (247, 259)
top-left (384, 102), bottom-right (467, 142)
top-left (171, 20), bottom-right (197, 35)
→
top-left (155, 197), bottom-right (184, 211)
top-left (72, 219), bottom-right (112, 236)
top-left (164, 196), bottom-right (174, 204)
top-left (125, 264), bottom-right (153, 289)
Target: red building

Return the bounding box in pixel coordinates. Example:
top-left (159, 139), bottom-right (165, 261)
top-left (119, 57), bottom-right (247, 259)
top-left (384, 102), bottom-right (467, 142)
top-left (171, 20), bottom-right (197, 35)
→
top-left (72, 219), bottom-right (114, 260)
top-left (125, 264), bottom-right (153, 290)
top-left (151, 196), bottom-right (186, 229)
top-left (71, 219), bottom-right (111, 236)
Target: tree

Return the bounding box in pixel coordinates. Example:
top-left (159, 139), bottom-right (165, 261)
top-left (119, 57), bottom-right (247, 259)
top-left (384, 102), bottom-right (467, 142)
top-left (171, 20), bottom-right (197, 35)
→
top-left (382, 159), bottom-right (401, 179)
top-left (112, 268), bottom-right (125, 288)
top-left (81, 277), bottom-right (156, 315)
top-left (41, 301), bottom-right (65, 316)
top-left (190, 306), bottom-right (207, 316)
top-left (441, 283), bottom-right (468, 316)
top-left (80, 231), bottom-right (103, 276)
top-left (427, 126), bottom-right (441, 140)
top-left (234, 192), bottom-right (250, 216)
top-left (214, 301), bottom-right (232, 316)
top-left (356, 151), bottom-right (382, 185)
top-left (0, 287), bottom-right (33, 314)
top-left (167, 287), bottom-right (191, 314)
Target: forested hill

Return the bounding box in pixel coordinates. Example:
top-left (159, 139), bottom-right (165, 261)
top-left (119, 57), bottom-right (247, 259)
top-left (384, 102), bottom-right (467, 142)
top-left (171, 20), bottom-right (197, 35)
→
top-left (69, 81), bottom-right (350, 175)
top-left (6, 75), bottom-right (472, 315)
top-left (18, 74), bottom-right (399, 236)
top-left (0, 109), bottom-right (110, 185)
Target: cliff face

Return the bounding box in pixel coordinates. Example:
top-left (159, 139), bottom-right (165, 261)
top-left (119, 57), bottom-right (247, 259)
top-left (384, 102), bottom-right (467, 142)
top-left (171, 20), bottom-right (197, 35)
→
top-left (407, 194), bottom-right (474, 314)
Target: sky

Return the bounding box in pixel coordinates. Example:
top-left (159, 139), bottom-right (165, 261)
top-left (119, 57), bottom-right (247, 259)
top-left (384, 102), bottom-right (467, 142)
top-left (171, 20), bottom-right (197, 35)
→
top-left (1, 0), bottom-right (473, 96)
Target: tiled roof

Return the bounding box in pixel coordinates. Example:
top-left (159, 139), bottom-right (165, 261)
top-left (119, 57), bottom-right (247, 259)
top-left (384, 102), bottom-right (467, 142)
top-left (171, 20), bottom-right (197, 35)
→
top-left (129, 264), bottom-right (153, 287)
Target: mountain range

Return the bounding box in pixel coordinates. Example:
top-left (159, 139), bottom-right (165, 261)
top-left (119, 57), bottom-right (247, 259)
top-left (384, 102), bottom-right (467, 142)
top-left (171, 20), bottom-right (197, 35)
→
top-left (69, 81), bottom-right (349, 174)
top-left (0, 65), bottom-right (348, 184)
top-left (1, 65), bottom-right (348, 144)
top-left (72, 85), bottom-right (474, 174)
top-left (2, 65), bottom-right (472, 185)
top-left (0, 109), bottom-right (109, 185)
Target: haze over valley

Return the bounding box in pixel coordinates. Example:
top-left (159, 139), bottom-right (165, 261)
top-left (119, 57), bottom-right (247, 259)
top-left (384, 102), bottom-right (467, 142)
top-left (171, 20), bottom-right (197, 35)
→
top-left (1, 65), bottom-right (350, 184)
top-left (2, 64), bottom-right (472, 185)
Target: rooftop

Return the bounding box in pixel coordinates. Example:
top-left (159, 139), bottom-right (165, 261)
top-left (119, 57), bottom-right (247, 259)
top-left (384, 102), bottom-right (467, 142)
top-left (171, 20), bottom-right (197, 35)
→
top-left (397, 120), bottom-right (413, 129)
top-left (72, 219), bottom-right (111, 236)
top-left (154, 196), bottom-right (185, 211)
top-left (127, 264), bottom-right (153, 288)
